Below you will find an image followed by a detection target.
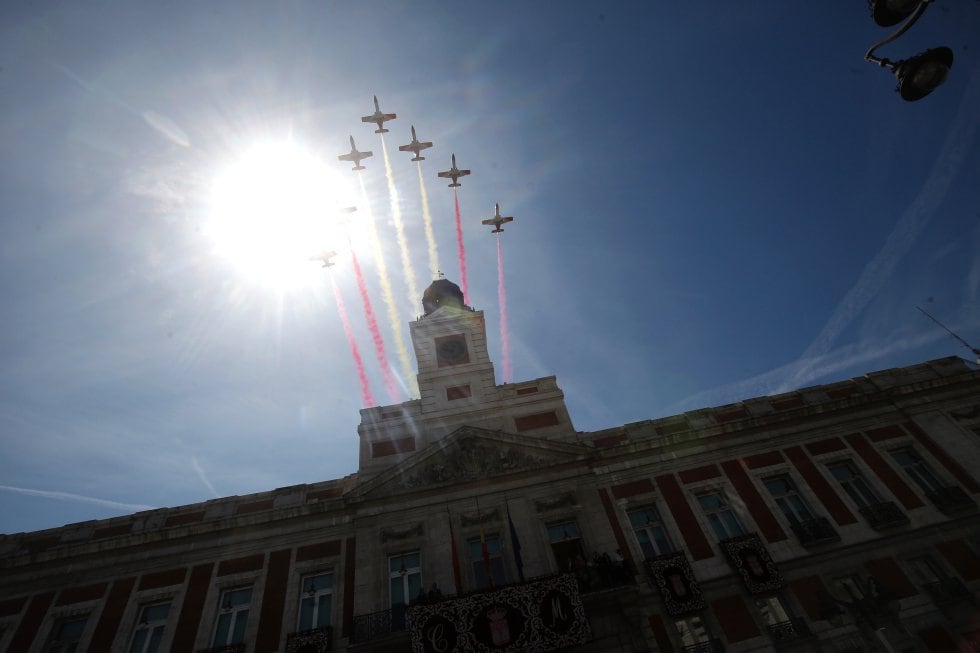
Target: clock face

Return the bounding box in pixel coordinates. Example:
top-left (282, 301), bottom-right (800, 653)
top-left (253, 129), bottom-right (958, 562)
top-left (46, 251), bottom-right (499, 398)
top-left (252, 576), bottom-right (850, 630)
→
top-left (435, 335), bottom-right (469, 366)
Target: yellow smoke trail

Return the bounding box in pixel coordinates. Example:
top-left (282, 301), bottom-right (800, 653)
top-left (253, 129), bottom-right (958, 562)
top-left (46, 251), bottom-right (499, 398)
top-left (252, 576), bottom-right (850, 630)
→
top-left (417, 164), bottom-right (439, 279)
top-left (358, 174), bottom-right (417, 396)
top-left (381, 139), bottom-right (421, 311)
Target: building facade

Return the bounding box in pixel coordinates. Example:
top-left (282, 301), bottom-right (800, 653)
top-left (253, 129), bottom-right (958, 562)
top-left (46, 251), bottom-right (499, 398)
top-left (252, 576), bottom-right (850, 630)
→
top-left (1, 280), bottom-right (979, 653)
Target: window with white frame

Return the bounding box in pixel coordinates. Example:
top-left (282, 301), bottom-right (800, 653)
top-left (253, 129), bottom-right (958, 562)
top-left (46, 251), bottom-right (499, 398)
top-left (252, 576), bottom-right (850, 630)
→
top-left (827, 460), bottom-right (881, 508)
top-left (468, 535), bottom-right (506, 589)
top-left (388, 552), bottom-right (422, 609)
top-left (763, 475), bottom-right (815, 526)
top-left (674, 614), bottom-right (711, 647)
top-left (904, 555), bottom-right (945, 586)
top-left (889, 447), bottom-right (946, 495)
top-left (211, 587), bottom-right (252, 648)
top-left (755, 595), bottom-right (793, 626)
top-left (547, 521), bottom-right (585, 573)
top-left (627, 506), bottom-right (674, 559)
top-left (297, 572), bottom-right (333, 631)
top-left (128, 602), bottom-right (170, 653)
top-left (44, 614), bottom-right (88, 653)
top-left (696, 491), bottom-right (745, 540)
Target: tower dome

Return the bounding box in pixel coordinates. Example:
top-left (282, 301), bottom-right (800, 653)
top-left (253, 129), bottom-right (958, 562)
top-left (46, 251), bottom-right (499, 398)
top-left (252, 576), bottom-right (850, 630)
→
top-left (422, 278), bottom-right (465, 315)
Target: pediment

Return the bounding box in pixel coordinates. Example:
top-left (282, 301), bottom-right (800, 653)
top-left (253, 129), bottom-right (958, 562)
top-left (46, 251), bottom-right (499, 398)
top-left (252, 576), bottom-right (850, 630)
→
top-left (352, 426), bottom-right (591, 499)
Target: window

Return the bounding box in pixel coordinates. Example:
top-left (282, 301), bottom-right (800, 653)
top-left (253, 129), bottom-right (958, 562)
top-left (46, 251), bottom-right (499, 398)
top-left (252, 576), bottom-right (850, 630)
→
top-left (696, 491), bottom-right (745, 540)
top-left (468, 535), bottom-right (506, 589)
top-left (763, 476), bottom-right (815, 526)
top-left (44, 615), bottom-right (88, 653)
top-left (905, 555), bottom-right (943, 586)
top-left (547, 521), bottom-right (585, 573)
top-left (755, 595), bottom-right (791, 626)
top-left (628, 506), bottom-right (674, 559)
top-left (674, 615), bottom-right (711, 647)
top-left (889, 447), bottom-right (945, 494)
top-left (388, 552), bottom-right (422, 608)
top-left (827, 460), bottom-right (880, 508)
top-left (212, 587), bottom-right (252, 648)
top-left (129, 602), bottom-right (170, 653)
top-left (298, 573), bottom-right (332, 631)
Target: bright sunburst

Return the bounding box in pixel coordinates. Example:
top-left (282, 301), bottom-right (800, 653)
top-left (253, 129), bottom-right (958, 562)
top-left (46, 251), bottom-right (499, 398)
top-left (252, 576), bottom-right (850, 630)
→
top-left (206, 141), bottom-right (356, 289)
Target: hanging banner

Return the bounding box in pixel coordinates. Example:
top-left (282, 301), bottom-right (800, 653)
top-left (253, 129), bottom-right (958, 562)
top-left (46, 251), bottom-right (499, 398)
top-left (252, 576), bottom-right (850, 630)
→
top-left (406, 574), bottom-right (591, 653)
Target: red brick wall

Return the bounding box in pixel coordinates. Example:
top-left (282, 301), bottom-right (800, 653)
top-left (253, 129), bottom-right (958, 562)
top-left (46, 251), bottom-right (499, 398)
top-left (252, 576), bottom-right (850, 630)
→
top-left (788, 575), bottom-right (829, 621)
top-left (217, 554), bottom-right (265, 576)
top-left (784, 445), bottom-right (857, 525)
top-left (296, 540), bottom-right (343, 562)
top-left (8, 591), bottom-right (55, 652)
top-left (711, 595), bottom-right (760, 643)
top-left (88, 577), bottom-right (136, 650)
top-left (720, 460), bottom-right (787, 543)
top-left (905, 421), bottom-right (980, 492)
top-left (935, 539), bottom-right (980, 581)
top-left (864, 557), bottom-right (917, 598)
top-left (139, 568), bottom-right (188, 590)
top-left (610, 478), bottom-right (655, 499)
top-left (597, 488), bottom-right (634, 573)
top-left (342, 537), bottom-right (356, 638)
top-left (678, 464), bottom-right (721, 484)
top-left (255, 549), bottom-right (292, 652)
top-left (171, 562), bottom-right (214, 651)
top-left (845, 433), bottom-right (924, 509)
top-left (656, 474), bottom-right (714, 560)
top-left (371, 436), bottom-right (416, 458)
top-left (56, 582), bottom-right (107, 605)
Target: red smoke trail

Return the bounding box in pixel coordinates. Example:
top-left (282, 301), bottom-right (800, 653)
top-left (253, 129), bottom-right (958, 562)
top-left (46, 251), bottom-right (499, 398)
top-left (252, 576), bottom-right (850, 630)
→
top-left (454, 191), bottom-right (469, 304)
top-left (329, 274), bottom-right (375, 407)
top-left (350, 243), bottom-right (400, 403)
top-left (497, 238), bottom-right (512, 383)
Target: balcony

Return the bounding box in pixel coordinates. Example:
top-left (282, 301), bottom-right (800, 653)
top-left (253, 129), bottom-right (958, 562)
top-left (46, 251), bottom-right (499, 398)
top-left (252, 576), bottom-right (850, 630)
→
top-left (766, 617), bottom-right (812, 648)
top-left (645, 551), bottom-right (706, 615)
top-left (789, 517), bottom-right (839, 547)
top-left (923, 577), bottom-right (974, 606)
top-left (718, 533), bottom-right (785, 595)
top-left (196, 645), bottom-right (246, 653)
top-left (285, 626), bottom-right (332, 653)
top-left (858, 501), bottom-right (909, 530)
top-left (925, 486), bottom-right (976, 515)
top-left (682, 637), bottom-right (725, 652)
top-left (351, 605), bottom-right (406, 644)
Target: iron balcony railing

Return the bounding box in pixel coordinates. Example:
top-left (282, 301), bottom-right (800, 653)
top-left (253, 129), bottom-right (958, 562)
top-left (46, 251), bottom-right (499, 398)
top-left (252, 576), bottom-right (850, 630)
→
top-left (351, 604), bottom-right (407, 644)
top-left (858, 501), bottom-right (909, 530)
top-left (766, 617), bottom-right (812, 648)
top-left (682, 637), bottom-right (725, 653)
top-left (789, 516), bottom-right (839, 546)
top-left (196, 645), bottom-right (246, 653)
top-left (923, 577), bottom-right (973, 605)
top-left (925, 486), bottom-right (975, 515)
top-left (285, 626), bottom-right (332, 653)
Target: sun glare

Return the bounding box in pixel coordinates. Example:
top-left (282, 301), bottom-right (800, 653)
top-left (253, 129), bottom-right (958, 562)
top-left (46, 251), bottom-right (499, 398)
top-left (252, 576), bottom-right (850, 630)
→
top-left (206, 141), bottom-right (356, 289)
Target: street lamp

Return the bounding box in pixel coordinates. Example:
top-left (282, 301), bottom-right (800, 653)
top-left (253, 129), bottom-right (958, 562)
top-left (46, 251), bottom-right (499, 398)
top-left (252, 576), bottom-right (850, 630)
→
top-left (865, 0), bottom-right (953, 101)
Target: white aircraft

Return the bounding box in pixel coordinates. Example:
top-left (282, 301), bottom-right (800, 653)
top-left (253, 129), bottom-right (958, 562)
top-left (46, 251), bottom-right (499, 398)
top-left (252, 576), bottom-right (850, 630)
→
top-left (310, 250), bottom-right (339, 268)
top-left (481, 203), bottom-right (514, 234)
top-left (398, 125), bottom-right (433, 162)
top-left (436, 153), bottom-right (471, 188)
top-left (337, 135), bottom-right (373, 171)
top-left (360, 95), bottom-right (397, 133)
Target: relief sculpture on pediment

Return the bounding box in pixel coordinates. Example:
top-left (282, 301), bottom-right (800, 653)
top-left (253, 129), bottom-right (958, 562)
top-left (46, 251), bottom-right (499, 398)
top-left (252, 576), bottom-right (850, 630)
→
top-left (403, 441), bottom-right (548, 489)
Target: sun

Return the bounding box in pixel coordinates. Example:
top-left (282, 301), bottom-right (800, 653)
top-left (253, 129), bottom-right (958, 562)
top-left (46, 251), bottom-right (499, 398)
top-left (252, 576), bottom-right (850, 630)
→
top-left (206, 140), bottom-right (356, 289)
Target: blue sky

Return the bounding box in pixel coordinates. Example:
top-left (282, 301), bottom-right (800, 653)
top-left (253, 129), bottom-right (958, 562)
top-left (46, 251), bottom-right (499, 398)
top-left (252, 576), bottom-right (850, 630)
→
top-left (1, 2), bottom-right (978, 534)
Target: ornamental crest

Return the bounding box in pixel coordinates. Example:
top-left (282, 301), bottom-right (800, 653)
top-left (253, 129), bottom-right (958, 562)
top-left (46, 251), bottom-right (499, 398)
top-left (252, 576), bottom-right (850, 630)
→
top-left (720, 533), bottom-right (785, 594)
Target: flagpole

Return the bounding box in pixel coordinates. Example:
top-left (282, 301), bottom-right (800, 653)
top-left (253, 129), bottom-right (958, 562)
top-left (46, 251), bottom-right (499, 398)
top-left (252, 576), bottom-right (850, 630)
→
top-left (476, 495), bottom-right (493, 589)
top-left (447, 504), bottom-right (462, 595)
top-left (505, 496), bottom-right (525, 583)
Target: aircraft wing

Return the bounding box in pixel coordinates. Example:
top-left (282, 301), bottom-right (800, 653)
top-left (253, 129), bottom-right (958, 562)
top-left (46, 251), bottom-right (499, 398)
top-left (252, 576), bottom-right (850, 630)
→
top-left (382, 112), bottom-right (396, 121)
top-left (481, 218), bottom-right (494, 226)
top-left (500, 217), bottom-right (513, 224)
top-left (338, 153), bottom-right (355, 162)
top-left (419, 141), bottom-right (433, 150)
top-left (360, 116), bottom-right (374, 123)
top-left (437, 170), bottom-right (452, 178)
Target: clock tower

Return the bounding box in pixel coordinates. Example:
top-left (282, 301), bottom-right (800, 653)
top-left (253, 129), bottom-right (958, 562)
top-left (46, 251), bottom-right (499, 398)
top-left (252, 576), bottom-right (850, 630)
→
top-left (356, 278), bottom-right (576, 479)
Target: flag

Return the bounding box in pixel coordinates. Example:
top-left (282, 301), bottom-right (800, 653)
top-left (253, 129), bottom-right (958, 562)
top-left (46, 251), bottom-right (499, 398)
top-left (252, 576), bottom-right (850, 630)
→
top-left (448, 510), bottom-right (462, 594)
top-left (507, 501), bottom-right (525, 582)
top-left (477, 496), bottom-right (493, 588)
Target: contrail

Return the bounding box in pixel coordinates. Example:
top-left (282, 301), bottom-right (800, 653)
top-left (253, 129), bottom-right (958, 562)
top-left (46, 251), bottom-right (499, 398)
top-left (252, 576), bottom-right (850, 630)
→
top-left (380, 139), bottom-right (421, 317)
top-left (330, 274), bottom-right (375, 407)
top-left (788, 64), bottom-right (980, 388)
top-left (454, 191), bottom-right (470, 304)
top-left (417, 163), bottom-right (440, 280)
top-left (349, 240), bottom-right (401, 403)
top-left (191, 457), bottom-right (219, 497)
top-left (0, 484), bottom-right (155, 513)
top-left (498, 238), bottom-right (512, 383)
top-left (358, 176), bottom-right (417, 395)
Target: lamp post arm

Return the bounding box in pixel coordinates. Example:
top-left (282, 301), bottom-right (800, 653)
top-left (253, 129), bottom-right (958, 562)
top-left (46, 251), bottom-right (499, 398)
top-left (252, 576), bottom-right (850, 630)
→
top-left (865, 0), bottom-right (933, 68)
